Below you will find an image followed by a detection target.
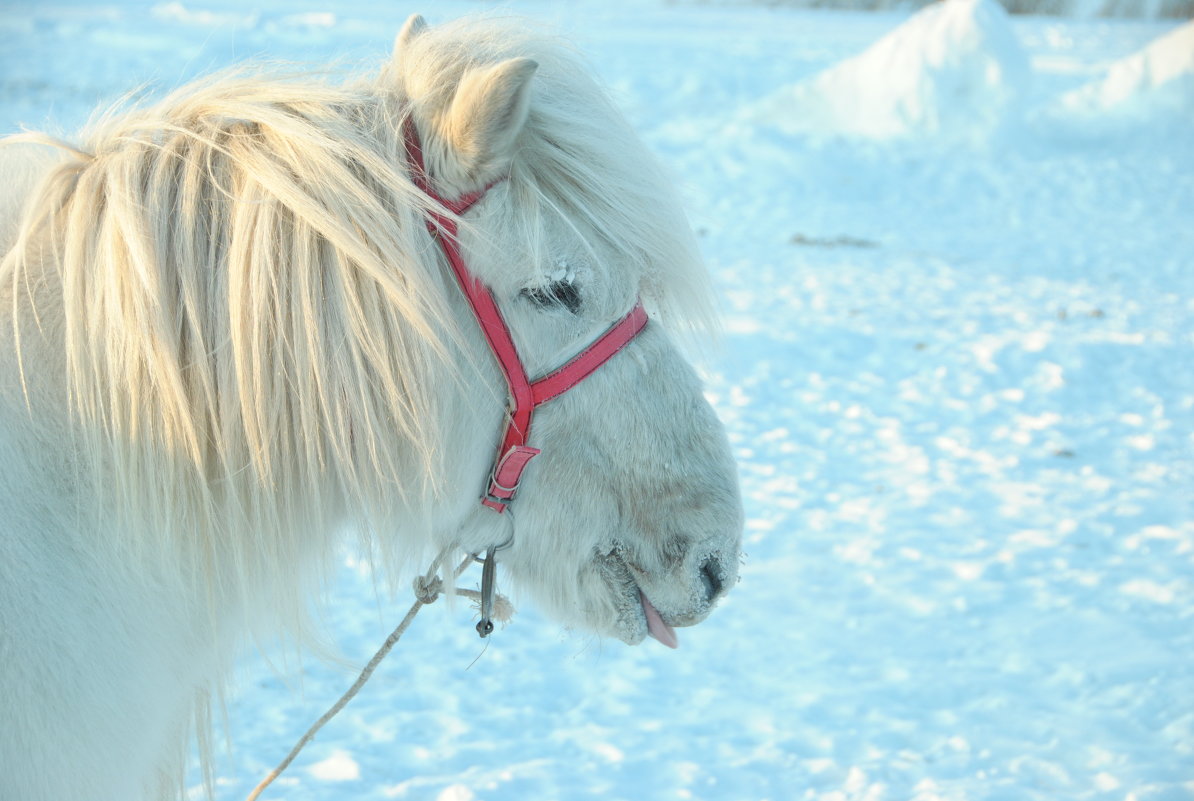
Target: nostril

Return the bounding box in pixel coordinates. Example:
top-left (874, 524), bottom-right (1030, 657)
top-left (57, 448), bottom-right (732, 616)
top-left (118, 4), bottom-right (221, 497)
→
top-left (699, 557), bottom-right (723, 602)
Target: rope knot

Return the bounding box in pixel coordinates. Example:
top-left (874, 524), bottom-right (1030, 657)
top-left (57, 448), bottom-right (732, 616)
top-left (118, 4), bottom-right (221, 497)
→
top-left (413, 574), bottom-right (442, 605)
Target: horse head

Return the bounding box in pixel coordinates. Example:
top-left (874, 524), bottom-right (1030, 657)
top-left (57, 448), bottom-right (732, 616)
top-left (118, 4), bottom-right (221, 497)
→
top-left (390, 15), bottom-right (743, 647)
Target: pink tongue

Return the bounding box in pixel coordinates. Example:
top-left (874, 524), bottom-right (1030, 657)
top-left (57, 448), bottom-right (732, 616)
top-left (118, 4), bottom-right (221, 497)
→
top-left (640, 590), bottom-right (679, 649)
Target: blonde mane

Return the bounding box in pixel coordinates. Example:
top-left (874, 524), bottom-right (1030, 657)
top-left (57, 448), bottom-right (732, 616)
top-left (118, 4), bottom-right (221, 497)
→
top-left (5, 75), bottom-right (463, 610)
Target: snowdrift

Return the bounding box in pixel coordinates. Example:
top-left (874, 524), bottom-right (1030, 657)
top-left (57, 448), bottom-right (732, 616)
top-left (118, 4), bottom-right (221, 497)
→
top-left (710, 0), bottom-right (1194, 19)
top-left (1059, 20), bottom-right (1194, 123)
top-left (742, 0), bottom-right (1029, 143)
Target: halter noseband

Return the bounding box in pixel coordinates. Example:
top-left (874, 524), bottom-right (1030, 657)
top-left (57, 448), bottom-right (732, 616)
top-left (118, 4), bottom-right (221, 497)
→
top-left (402, 117), bottom-right (649, 515)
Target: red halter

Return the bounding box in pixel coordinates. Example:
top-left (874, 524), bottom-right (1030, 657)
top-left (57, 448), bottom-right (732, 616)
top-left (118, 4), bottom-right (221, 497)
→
top-left (403, 118), bottom-right (649, 513)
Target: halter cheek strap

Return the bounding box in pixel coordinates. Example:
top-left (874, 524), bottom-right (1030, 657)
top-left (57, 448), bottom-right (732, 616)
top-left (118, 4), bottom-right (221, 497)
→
top-left (403, 117), bottom-right (648, 513)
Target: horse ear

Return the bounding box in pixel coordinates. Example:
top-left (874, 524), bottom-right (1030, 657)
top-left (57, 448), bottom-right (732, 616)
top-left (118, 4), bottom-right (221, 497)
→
top-left (444, 57), bottom-right (538, 182)
top-left (392, 14), bottom-right (428, 61)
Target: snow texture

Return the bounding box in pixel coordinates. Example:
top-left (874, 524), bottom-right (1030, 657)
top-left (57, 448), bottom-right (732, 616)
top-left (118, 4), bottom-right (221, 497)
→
top-left (1, 2), bottom-right (1192, 800)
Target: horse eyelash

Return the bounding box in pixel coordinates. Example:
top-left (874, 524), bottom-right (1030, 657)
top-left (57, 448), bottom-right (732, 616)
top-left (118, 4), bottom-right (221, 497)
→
top-left (520, 280), bottom-right (582, 314)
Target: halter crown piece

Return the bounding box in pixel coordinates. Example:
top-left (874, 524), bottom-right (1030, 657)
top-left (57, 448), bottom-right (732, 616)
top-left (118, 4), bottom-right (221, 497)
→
top-left (402, 117), bottom-right (649, 633)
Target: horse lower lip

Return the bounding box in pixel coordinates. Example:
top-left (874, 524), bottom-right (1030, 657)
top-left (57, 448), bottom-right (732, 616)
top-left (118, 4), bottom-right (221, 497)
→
top-left (639, 590), bottom-right (679, 649)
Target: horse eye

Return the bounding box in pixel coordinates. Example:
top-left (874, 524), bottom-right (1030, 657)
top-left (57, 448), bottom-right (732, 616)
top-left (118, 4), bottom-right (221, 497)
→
top-left (520, 280), bottom-right (582, 314)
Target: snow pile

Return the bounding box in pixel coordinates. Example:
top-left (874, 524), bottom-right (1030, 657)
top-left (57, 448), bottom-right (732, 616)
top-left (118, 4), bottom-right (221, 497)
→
top-left (743, 0), bottom-right (1029, 142)
top-left (1059, 20), bottom-right (1194, 122)
top-left (698, 0), bottom-right (1194, 16)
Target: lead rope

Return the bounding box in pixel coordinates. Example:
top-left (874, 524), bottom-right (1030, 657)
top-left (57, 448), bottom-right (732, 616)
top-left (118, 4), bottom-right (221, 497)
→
top-left (245, 547), bottom-right (514, 801)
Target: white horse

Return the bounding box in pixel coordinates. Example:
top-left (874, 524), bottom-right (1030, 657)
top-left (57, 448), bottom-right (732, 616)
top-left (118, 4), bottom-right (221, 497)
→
top-left (0, 14), bottom-right (742, 800)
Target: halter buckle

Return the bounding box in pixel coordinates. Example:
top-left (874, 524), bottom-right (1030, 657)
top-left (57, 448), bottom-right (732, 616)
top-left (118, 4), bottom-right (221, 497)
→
top-left (482, 444), bottom-right (540, 513)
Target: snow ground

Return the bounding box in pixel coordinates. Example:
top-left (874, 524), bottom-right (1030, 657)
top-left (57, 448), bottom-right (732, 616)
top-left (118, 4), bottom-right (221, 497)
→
top-left (1, 2), bottom-right (1192, 800)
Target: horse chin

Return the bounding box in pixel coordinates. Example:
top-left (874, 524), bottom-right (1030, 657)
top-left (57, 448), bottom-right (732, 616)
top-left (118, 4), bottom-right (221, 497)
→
top-left (598, 552), bottom-right (705, 649)
top-left (587, 553), bottom-right (645, 645)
